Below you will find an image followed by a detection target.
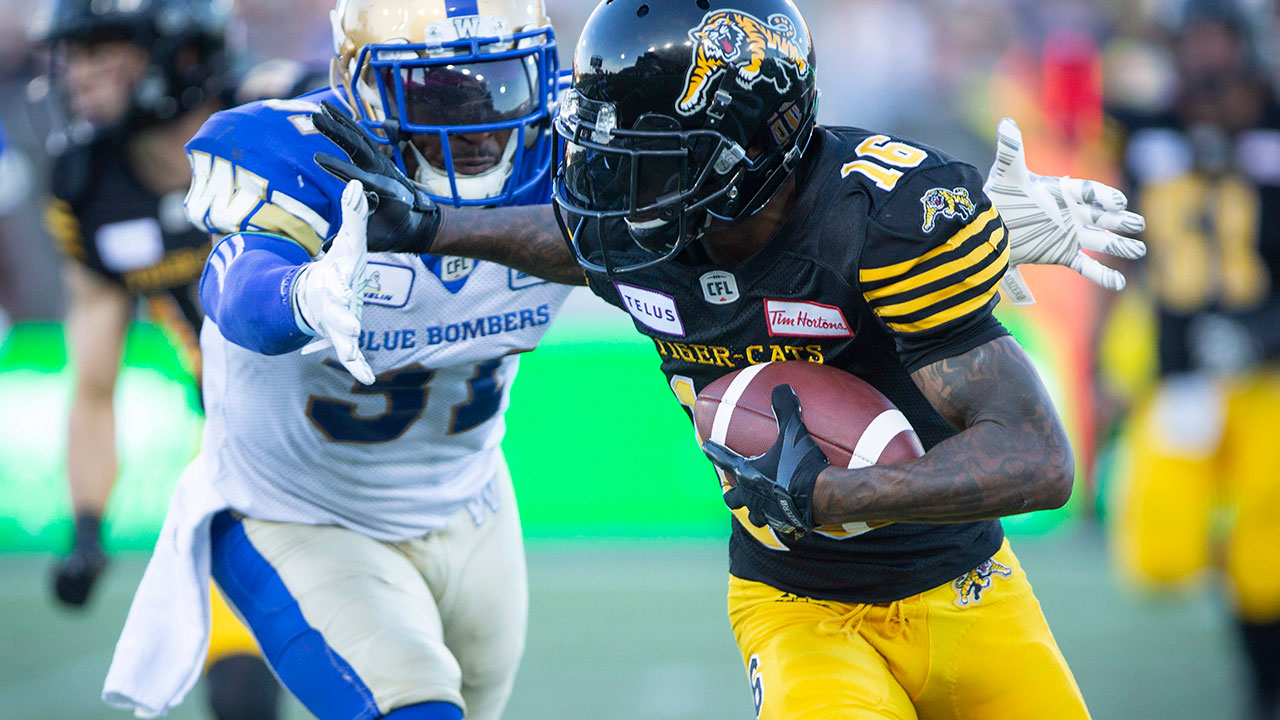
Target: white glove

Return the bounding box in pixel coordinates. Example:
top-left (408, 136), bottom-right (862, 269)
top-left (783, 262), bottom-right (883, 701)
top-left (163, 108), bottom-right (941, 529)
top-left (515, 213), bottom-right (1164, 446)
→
top-left (292, 179), bottom-right (375, 385)
top-left (984, 118), bottom-right (1147, 305)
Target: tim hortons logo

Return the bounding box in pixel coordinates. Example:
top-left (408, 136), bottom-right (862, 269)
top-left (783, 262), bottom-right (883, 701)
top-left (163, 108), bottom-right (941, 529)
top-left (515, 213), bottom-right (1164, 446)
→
top-left (763, 299), bottom-right (853, 338)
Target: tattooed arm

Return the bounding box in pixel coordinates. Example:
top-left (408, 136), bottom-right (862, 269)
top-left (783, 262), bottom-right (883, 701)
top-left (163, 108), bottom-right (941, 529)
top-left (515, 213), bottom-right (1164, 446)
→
top-left (433, 205), bottom-right (587, 286)
top-left (705, 159), bottom-right (1076, 532)
top-left (812, 335), bottom-right (1074, 525)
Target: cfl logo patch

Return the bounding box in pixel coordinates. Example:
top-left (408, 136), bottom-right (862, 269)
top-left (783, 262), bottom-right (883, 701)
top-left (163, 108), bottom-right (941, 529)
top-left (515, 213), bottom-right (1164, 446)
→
top-left (748, 654), bottom-right (765, 718)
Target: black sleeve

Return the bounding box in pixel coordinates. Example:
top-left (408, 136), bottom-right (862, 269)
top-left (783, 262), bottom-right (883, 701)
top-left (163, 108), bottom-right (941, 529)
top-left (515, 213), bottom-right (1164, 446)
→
top-left (45, 146), bottom-right (96, 269)
top-left (856, 160), bottom-right (1010, 372)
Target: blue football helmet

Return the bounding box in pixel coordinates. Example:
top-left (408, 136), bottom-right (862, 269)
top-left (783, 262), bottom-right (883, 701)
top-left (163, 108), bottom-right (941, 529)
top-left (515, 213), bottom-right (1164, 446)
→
top-left (329, 0), bottom-right (559, 207)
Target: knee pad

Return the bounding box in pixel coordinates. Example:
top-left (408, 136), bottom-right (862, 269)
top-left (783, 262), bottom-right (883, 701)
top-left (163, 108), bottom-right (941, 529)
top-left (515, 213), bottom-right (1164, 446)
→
top-left (205, 654), bottom-right (282, 720)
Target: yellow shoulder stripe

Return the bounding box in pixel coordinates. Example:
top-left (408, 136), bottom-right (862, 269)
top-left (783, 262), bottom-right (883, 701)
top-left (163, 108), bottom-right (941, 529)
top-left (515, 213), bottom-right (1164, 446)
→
top-left (872, 233), bottom-right (1008, 318)
top-left (864, 225), bottom-right (1004, 302)
top-left (45, 198), bottom-right (85, 259)
top-left (884, 279), bottom-right (1003, 334)
top-left (859, 206), bottom-right (1000, 283)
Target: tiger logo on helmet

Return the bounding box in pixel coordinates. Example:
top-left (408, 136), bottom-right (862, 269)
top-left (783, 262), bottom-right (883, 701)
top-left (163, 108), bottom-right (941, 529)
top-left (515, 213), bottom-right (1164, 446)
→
top-left (677, 9), bottom-right (810, 116)
top-left (920, 186), bottom-right (977, 233)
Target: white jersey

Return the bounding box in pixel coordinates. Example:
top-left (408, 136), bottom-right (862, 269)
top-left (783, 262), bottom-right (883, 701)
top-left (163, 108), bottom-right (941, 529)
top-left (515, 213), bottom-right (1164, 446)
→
top-left (201, 254), bottom-right (572, 540)
top-left (103, 94), bottom-right (569, 718)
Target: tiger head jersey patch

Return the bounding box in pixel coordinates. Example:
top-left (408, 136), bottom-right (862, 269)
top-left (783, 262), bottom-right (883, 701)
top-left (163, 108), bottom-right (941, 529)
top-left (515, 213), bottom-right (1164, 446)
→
top-left (920, 186), bottom-right (976, 233)
top-left (953, 557), bottom-right (1012, 607)
top-left (678, 9), bottom-right (810, 116)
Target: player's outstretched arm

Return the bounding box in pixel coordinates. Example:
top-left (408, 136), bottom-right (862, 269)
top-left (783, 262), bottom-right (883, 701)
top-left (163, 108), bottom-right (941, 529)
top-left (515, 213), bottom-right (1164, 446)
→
top-left (199, 180), bottom-right (375, 384)
top-left (431, 205), bottom-right (586, 286)
top-left (198, 232), bottom-right (314, 356)
top-left (310, 102), bottom-right (585, 286)
top-left (985, 118), bottom-right (1146, 305)
top-left (812, 335), bottom-right (1074, 525)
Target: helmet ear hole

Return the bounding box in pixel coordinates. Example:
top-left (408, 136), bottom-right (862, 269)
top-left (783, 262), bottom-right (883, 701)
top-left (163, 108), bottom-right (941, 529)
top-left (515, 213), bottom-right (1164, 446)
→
top-left (697, 0), bottom-right (710, 8)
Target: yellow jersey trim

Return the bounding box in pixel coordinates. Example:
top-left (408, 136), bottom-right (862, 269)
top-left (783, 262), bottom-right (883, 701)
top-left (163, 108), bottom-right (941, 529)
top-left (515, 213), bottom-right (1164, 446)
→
top-left (859, 206), bottom-right (1000, 283)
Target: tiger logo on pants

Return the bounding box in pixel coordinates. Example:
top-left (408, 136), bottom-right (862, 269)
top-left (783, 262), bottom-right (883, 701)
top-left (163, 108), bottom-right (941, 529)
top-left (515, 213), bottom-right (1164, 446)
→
top-left (953, 557), bottom-right (1013, 607)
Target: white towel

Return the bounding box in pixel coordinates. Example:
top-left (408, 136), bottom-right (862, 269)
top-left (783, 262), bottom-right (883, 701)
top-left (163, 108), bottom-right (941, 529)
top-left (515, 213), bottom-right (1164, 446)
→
top-left (102, 455), bottom-right (228, 717)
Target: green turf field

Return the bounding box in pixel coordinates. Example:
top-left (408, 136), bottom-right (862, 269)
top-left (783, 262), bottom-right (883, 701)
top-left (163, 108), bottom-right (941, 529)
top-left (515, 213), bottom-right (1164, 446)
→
top-left (0, 532), bottom-right (1245, 719)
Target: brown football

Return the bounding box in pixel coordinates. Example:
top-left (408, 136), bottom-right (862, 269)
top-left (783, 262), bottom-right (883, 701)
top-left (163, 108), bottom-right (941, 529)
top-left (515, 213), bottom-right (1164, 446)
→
top-left (693, 361), bottom-right (924, 482)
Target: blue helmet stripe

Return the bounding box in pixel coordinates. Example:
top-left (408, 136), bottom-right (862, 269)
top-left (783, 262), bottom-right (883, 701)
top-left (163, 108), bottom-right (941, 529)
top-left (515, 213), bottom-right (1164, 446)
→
top-left (446, 0), bottom-right (480, 17)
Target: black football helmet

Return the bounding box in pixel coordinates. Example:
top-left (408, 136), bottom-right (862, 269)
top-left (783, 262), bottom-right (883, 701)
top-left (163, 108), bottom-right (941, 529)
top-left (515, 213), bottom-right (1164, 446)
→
top-left (552, 0), bottom-right (818, 275)
top-left (29, 0), bottom-right (229, 140)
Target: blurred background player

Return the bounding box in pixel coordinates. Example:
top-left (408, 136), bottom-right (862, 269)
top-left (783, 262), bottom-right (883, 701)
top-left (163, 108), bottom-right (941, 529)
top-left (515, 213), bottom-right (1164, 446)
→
top-left (1106, 2), bottom-right (1280, 718)
top-left (33, 0), bottom-right (219, 612)
top-left (103, 1), bottom-right (571, 718)
top-left (25, 0), bottom-right (323, 717)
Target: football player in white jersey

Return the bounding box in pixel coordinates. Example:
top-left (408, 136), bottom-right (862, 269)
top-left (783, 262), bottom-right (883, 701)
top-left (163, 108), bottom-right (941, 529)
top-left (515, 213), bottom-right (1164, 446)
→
top-left (103, 2), bottom-right (571, 719)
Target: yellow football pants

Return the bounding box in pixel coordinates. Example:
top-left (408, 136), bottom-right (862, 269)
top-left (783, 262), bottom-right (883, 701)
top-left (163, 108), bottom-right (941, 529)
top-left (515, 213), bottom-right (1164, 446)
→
top-left (728, 540), bottom-right (1088, 720)
top-left (207, 583), bottom-right (263, 667)
top-left (1114, 370), bottom-right (1280, 621)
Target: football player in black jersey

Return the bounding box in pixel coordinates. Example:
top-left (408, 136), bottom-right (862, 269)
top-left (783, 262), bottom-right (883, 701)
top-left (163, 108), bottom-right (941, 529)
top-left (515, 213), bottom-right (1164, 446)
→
top-left (1107, 4), bottom-right (1280, 718)
top-left (308, 0), bottom-right (1146, 716)
top-left (31, 0), bottom-right (292, 717)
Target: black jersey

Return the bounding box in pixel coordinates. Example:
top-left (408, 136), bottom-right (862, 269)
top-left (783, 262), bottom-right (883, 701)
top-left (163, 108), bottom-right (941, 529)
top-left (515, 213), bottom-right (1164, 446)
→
top-left (1113, 104), bottom-right (1280, 374)
top-left (580, 126), bottom-right (1012, 603)
top-left (45, 136), bottom-right (209, 371)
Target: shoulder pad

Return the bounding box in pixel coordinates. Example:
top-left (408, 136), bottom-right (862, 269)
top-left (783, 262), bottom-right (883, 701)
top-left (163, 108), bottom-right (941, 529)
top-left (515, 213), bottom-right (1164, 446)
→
top-left (827, 130), bottom-right (955, 203)
top-left (870, 157), bottom-right (990, 240)
top-left (858, 156), bottom-right (1007, 337)
top-left (184, 89), bottom-right (346, 254)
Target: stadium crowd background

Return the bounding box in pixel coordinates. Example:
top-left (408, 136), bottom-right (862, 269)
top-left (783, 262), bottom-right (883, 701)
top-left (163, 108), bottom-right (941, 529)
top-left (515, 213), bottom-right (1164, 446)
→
top-left (0, 0), bottom-right (1276, 718)
top-left (8, 0), bottom-right (1277, 318)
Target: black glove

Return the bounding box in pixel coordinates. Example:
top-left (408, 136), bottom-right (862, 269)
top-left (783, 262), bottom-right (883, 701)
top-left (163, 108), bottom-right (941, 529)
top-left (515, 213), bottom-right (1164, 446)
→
top-left (702, 385), bottom-right (830, 539)
top-left (311, 101), bottom-right (443, 254)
